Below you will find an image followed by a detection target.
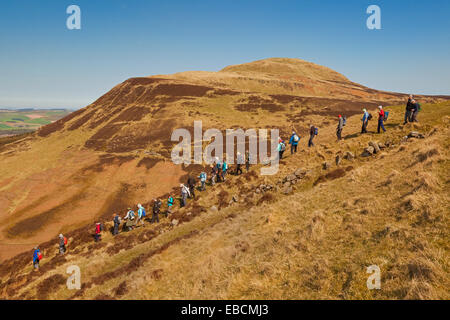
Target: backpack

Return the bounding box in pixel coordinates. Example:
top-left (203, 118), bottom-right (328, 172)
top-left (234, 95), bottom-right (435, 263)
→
top-left (141, 208), bottom-right (146, 217)
top-left (200, 172), bottom-right (206, 181)
top-left (129, 211), bottom-right (135, 220)
top-left (343, 117), bottom-right (347, 126)
top-left (384, 111), bottom-right (389, 121)
top-left (64, 237), bottom-right (68, 246)
top-left (314, 127), bottom-right (318, 135)
top-left (280, 143), bottom-right (286, 152)
top-left (293, 135), bottom-right (299, 142)
top-left (223, 162), bottom-right (228, 171)
top-left (368, 113), bottom-right (373, 121)
top-left (37, 252), bottom-right (42, 261)
top-left (95, 224), bottom-right (101, 233)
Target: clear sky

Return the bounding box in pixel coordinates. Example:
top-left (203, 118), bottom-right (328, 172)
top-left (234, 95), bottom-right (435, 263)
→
top-left (0, 0), bottom-right (449, 109)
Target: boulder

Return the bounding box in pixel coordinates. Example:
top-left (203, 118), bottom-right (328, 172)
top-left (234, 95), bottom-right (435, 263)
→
top-left (362, 146), bottom-right (375, 157)
top-left (335, 155), bottom-right (342, 166)
top-left (286, 174), bottom-right (297, 182)
top-left (368, 141), bottom-right (380, 154)
top-left (408, 131), bottom-right (425, 139)
top-left (171, 219), bottom-right (179, 226)
top-left (294, 168), bottom-right (306, 178)
top-left (282, 186), bottom-right (293, 195)
top-left (344, 151), bottom-right (355, 160)
top-left (210, 206), bottom-right (218, 212)
top-left (283, 181), bottom-right (291, 189)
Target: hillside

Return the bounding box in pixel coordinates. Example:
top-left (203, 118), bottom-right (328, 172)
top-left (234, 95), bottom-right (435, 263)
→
top-left (0, 99), bottom-right (448, 300)
top-left (0, 58), bottom-right (448, 295)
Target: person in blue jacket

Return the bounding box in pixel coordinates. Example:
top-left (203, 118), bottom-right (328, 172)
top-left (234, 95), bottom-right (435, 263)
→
top-left (361, 109), bottom-right (369, 134)
top-left (289, 131), bottom-right (300, 154)
top-left (32, 246), bottom-right (41, 271)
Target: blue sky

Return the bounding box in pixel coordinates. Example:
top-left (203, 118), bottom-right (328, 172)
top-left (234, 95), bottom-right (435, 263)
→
top-left (0, 0), bottom-right (449, 109)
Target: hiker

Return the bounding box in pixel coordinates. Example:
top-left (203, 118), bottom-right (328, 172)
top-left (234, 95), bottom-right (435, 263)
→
top-left (308, 125), bottom-right (317, 147)
top-left (222, 160), bottom-right (229, 181)
top-left (289, 131), bottom-right (300, 154)
top-left (236, 152), bottom-right (244, 175)
top-left (411, 99), bottom-right (420, 122)
top-left (187, 176), bottom-right (196, 198)
top-left (94, 222), bottom-right (102, 242)
top-left (215, 158), bottom-right (222, 182)
top-left (137, 203), bottom-right (146, 227)
top-left (245, 150), bottom-right (250, 172)
top-left (58, 234), bottom-right (67, 255)
top-left (167, 194), bottom-right (174, 215)
top-left (113, 213), bottom-right (121, 235)
top-left (32, 246), bottom-right (41, 271)
top-left (278, 139), bottom-right (286, 159)
top-left (199, 171), bottom-right (207, 191)
top-left (377, 106), bottom-right (386, 133)
top-left (151, 199), bottom-right (161, 224)
top-left (123, 208), bottom-right (136, 231)
top-left (361, 109), bottom-right (370, 134)
top-left (404, 95), bottom-right (414, 124)
top-left (210, 165), bottom-right (217, 186)
top-left (180, 184), bottom-right (190, 207)
top-left (336, 115), bottom-right (345, 141)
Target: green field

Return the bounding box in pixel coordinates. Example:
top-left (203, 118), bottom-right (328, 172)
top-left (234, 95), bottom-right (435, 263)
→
top-left (0, 109), bottom-right (72, 136)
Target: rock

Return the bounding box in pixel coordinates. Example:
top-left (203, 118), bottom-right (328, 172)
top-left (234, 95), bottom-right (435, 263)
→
top-left (323, 162), bottom-right (330, 170)
top-left (171, 219), bottom-right (179, 226)
top-left (368, 141), bottom-right (380, 154)
top-left (186, 212), bottom-right (192, 216)
top-left (287, 174), bottom-right (297, 182)
top-left (282, 186), bottom-right (293, 195)
top-left (408, 131), bottom-right (425, 139)
top-left (232, 195), bottom-right (239, 202)
top-left (335, 155), bottom-right (342, 166)
top-left (362, 146), bottom-right (375, 157)
top-left (210, 206), bottom-right (218, 212)
top-left (344, 151), bottom-right (355, 160)
top-left (255, 188), bottom-right (260, 194)
top-left (377, 142), bottom-right (386, 149)
top-left (283, 181), bottom-right (291, 188)
top-left (294, 168), bottom-right (306, 178)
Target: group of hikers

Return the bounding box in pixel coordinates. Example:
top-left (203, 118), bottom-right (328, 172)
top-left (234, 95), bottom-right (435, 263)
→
top-left (31, 95), bottom-right (421, 270)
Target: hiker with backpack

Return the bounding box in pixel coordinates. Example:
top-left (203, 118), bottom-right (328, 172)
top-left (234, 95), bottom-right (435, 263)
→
top-left (278, 139), bottom-right (286, 159)
top-left (289, 131), bottom-right (300, 154)
top-left (32, 246), bottom-right (41, 271)
top-left (308, 125), bottom-right (318, 147)
top-left (404, 95), bottom-right (414, 124)
top-left (337, 115), bottom-right (345, 141)
top-left (222, 160), bottom-right (228, 181)
top-left (113, 213), bottom-right (121, 235)
top-left (236, 152), bottom-right (244, 175)
top-left (245, 151), bottom-right (250, 172)
top-left (210, 165), bottom-right (217, 186)
top-left (199, 171), bottom-right (207, 191)
top-left (180, 184), bottom-right (190, 208)
top-left (151, 199), bottom-right (161, 224)
top-left (167, 194), bottom-right (174, 215)
top-left (123, 208), bottom-right (136, 231)
top-left (411, 99), bottom-right (420, 122)
top-left (137, 203), bottom-right (146, 227)
top-left (187, 176), bottom-right (196, 198)
top-left (215, 158), bottom-right (222, 182)
top-left (377, 106), bottom-right (387, 133)
top-left (361, 109), bottom-right (371, 134)
top-left (58, 234), bottom-right (67, 255)
top-left (94, 222), bottom-right (102, 241)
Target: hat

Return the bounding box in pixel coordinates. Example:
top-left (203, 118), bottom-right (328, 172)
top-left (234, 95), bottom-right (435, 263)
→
top-left (378, 106), bottom-right (383, 109)
top-left (59, 234), bottom-right (63, 238)
top-left (363, 108), bottom-right (367, 113)
top-left (338, 115), bottom-right (342, 118)
top-left (138, 203), bottom-right (142, 208)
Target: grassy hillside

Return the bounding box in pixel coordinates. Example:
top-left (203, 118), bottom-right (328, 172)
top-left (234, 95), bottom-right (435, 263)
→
top-left (0, 100), bottom-right (448, 300)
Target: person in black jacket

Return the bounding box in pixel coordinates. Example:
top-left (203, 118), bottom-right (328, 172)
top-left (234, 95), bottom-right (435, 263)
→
top-left (308, 125), bottom-right (316, 147)
top-left (404, 95), bottom-right (414, 124)
top-left (151, 199), bottom-right (161, 224)
top-left (113, 213), bottom-right (121, 235)
top-left (411, 99), bottom-right (420, 122)
top-left (187, 176), bottom-right (196, 198)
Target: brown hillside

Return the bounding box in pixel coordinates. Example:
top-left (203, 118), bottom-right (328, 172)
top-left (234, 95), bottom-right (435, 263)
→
top-left (0, 58), bottom-right (448, 262)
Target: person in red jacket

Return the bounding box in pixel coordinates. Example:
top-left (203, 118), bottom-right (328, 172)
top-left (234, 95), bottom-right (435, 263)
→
top-left (377, 106), bottom-right (386, 134)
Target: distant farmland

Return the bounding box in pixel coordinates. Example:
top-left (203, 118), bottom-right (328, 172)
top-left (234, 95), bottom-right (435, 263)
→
top-left (0, 109), bottom-right (72, 136)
